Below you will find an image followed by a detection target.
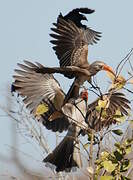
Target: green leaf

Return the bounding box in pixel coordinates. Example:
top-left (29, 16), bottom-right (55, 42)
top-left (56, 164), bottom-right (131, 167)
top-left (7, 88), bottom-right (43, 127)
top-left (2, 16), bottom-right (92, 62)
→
top-left (115, 109), bottom-right (122, 116)
top-left (98, 99), bottom-right (108, 108)
top-left (120, 175), bottom-right (130, 180)
top-left (87, 133), bottom-right (92, 141)
top-left (114, 150), bottom-right (123, 161)
top-left (114, 142), bottom-right (121, 149)
top-left (101, 110), bottom-right (107, 118)
top-left (112, 129), bottom-right (123, 136)
top-left (115, 115), bottom-right (126, 123)
top-left (95, 105), bottom-right (102, 112)
top-left (120, 160), bottom-right (130, 172)
top-left (102, 160), bottom-right (117, 172)
top-left (83, 142), bottom-right (89, 149)
top-left (125, 145), bottom-right (131, 155)
top-left (100, 176), bottom-right (113, 180)
top-left (125, 138), bottom-right (133, 145)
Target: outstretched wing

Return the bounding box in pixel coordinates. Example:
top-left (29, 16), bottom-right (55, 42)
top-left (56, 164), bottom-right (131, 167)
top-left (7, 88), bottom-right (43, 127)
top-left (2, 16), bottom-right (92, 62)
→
top-left (59, 8), bottom-right (95, 28)
top-left (50, 18), bottom-right (101, 68)
top-left (13, 61), bottom-right (71, 132)
top-left (13, 61), bottom-right (65, 113)
top-left (86, 92), bottom-right (130, 131)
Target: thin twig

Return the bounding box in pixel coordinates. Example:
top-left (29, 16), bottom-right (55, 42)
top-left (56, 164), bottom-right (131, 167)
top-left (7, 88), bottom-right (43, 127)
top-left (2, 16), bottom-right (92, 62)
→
top-left (89, 130), bottom-right (94, 180)
top-left (115, 48), bottom-right (133, 77)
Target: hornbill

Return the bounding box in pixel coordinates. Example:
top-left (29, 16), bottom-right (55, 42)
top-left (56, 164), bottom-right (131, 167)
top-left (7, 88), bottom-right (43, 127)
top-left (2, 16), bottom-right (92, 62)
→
top-left (43, 90), bottom-right (130, 172)
top-left (43, 90), bottom-right (89, 172)
top-left (12, 63), bottom-right (89, 171)
top-left (12, 61), bottom-right (130, 172)
top-left (12, 60), bottom-right (87, 133)
top-left (35, 12), bottom-right (115, 101)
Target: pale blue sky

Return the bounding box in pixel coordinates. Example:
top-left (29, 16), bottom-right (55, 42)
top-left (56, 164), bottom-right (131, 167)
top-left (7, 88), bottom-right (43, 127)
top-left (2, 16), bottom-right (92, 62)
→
top-left (0, 0), bottom-right (133, 177)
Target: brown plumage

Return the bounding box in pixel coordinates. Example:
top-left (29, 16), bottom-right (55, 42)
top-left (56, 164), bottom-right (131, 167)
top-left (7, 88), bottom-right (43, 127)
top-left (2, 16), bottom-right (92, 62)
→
top-left (12, 60), bottom-right (71, 133)
top-left (86, 91), bottom-right (131, 131)
top-left (12, 61), bottom-right (89, 133)
top-left (43, 90), bottom-right (131, 172)
top-left (12, 61), bottom-right (130, 172)
top-left (35, 17), bottom-right (115, 101)
top-left (13, 63), bottom-right (89, 171)
top-left (50, 17), bottom-right (101, 70)
top-left (57, 8), bottom-right (95, 29)
top-left (43, 92), bottom-right (88, 172)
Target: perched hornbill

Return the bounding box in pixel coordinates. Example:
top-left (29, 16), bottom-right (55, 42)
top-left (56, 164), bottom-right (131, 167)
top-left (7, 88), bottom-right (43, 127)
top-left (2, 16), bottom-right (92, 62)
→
top-left (43, 91), bottom-right (130, 172)
top-left (12, 61), bottom-right (130, 172)
top-left (11, 7), bottom-right (130, 172)
top-left (43, 90), bottom-right (89, 172)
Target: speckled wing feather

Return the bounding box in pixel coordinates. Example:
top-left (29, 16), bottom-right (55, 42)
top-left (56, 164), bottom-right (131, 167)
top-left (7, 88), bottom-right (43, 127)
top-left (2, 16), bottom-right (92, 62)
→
top-left (50, 18), bottom-right (101, 68)
top-left (13, 61), bottom-right (71, 132)
top-left (86, 92), bottom-right (130, 131)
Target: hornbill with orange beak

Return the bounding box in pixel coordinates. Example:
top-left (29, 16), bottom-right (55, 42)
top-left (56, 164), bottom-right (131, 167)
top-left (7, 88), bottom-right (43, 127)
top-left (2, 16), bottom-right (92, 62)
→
top-left (12, 61), bottom-right (130, 172)
top-left (34, 9), bottom-right (115, 101)
top-left (12, 62), bottom-right (89, 171)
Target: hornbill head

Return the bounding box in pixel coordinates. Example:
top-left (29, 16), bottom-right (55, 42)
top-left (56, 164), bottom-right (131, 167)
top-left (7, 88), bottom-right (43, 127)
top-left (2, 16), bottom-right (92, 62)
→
top-left (80, 89), bottom-right (88, 101)
top-left (88, 61), bottom-right (115, 77)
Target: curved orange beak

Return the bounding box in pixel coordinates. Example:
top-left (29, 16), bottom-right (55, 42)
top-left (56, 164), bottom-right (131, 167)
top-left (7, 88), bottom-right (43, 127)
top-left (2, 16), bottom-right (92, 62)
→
top-left (103, 65), bottom-right (116, 76)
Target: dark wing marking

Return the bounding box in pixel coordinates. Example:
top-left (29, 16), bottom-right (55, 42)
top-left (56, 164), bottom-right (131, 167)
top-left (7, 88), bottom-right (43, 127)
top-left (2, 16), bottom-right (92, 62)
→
top-left (86, 92), bottom-right (130, 131)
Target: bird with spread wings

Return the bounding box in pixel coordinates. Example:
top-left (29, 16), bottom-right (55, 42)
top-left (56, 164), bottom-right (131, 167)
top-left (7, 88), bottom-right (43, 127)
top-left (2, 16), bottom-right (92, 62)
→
top-left (11, 7), bottom-right (130, 172)
top-left (12, 61), bottom-right (130, 172)
top-left (33, 8), bottom-right (115, 102)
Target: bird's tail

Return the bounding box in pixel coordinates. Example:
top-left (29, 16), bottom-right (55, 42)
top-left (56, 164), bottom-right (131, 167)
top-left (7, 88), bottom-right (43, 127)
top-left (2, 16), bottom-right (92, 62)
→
top-left (43, 134), bottom-right (82, 172)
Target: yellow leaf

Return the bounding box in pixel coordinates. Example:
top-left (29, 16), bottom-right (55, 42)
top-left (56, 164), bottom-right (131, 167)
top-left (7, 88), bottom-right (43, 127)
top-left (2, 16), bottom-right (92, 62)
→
top-left (100, 176), bottom-right (113, 180)
top-left (98, 99), bottom-right (108, 108)
top-left (83, 143), bottom-right (89, 149)
top-left (35, 103), bottom-right (49, 116)
top-left (115, 109), bottom-right (122, 116)
top-left (95, 105), bottom-right (102, 112)
top-left (115, 75), bottom-right (126, 84)
top-left (113, 110), bottom-right (126, 123)
top-left (112, 75), bottom-right (126, 90)
top-left (108, 72), bottom-right (126, 90)
top-left (101, 110), bottom-right (107, 118)
top-left (101, 151), bottom-right (109, 160)
top-left (115, 116), bottom-right (126, 123)
top-left (102, 160), bottom-right (117, 172)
